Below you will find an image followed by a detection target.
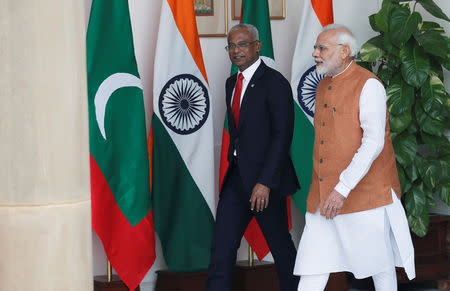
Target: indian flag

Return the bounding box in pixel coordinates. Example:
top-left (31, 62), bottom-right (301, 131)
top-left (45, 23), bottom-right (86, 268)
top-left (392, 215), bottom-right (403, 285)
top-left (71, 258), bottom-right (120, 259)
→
top-left (87, 0), bottom-right (155, 290)
top-left (290, 0), bottom-right (333, 213)
top-left (152, 0), bottom-right (215, 271)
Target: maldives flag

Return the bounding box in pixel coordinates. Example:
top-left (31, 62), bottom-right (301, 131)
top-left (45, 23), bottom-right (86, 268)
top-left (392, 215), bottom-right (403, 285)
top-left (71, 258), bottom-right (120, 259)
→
top-left (152, 0), bottom-right (215, 271)
top-left (87, 1), bottom-right (155, 290)
top-left (290, 0), bottom-right (333, 213)
top-left (219, 0), bottom-right (290, 261)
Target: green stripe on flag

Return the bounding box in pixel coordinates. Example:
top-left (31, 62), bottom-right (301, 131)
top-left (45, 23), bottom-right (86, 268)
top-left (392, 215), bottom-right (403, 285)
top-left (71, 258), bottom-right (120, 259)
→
top-left (232, 0), bottom-right (274, 74)
top-left (241, 0), bottom-right (273, 58)
top-left (290, 103), bottom-right (315, 214)
top-left (152, 115), bottom-right (214, 272)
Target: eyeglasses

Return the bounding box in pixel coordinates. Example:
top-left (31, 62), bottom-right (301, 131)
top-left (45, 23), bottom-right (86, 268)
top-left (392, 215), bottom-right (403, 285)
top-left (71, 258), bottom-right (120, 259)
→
top-left (313, 43), bottom-right (343, 52)
top-left (225, 40), bottom-right (258, 51)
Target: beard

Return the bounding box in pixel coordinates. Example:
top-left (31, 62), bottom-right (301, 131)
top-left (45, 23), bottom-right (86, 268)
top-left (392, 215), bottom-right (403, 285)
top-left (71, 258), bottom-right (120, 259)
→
top-left (315, 50), bottom-right (341, 76)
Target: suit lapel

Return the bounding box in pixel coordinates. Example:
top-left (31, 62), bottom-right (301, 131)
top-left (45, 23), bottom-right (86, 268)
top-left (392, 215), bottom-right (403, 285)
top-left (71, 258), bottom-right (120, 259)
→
top-left (238, 61), bottom-right (266, 130)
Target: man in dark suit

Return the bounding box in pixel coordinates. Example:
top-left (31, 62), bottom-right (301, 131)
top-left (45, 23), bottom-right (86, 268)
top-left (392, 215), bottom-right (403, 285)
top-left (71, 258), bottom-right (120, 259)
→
top-left (206, 23), bottom-right (300, 291)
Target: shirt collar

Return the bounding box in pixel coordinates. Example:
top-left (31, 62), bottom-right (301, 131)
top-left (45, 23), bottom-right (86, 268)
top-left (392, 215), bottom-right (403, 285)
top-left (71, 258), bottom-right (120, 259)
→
top-left (238, 58), bottom-right (261, 82)
top-left (332, 60), bottom-right (353, 78)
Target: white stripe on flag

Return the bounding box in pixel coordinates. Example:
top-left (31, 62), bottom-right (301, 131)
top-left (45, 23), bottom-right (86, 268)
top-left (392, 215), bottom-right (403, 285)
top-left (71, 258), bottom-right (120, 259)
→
top-left (291, 0), bottom-right (324, 124)
top-left (153, 1), bottom-right (215, 216)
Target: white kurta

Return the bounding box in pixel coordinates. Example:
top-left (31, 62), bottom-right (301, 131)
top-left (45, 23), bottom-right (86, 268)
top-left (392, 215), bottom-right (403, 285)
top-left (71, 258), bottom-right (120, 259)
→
top-left (294, 74), bottom-right (415, 280)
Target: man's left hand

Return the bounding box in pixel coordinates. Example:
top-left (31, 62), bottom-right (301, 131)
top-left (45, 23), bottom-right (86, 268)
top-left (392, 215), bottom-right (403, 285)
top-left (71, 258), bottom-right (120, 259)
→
top-left (321, 189), bottom-right (346, 219)
top-left (250, 183), bottom-right (270, 212)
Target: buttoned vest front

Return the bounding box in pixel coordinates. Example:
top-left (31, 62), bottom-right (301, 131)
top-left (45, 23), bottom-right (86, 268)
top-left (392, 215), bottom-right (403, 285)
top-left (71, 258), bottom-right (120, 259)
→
top-left (307, 62), bottom-right (401, 214)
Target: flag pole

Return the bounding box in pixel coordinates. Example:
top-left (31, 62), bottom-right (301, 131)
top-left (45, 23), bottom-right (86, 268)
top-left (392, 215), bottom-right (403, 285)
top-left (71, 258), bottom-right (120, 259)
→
top-left (248, 245), bottom-right (254, 267)
top-left (107, 259), bottom-right (112, 282)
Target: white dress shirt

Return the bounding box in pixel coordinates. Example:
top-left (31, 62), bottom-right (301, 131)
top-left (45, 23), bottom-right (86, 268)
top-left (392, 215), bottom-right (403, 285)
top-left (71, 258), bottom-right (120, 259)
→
top-left (231, 58), bottom-right (261, 106)
top-left (231, 58), bottom-right (261, 156)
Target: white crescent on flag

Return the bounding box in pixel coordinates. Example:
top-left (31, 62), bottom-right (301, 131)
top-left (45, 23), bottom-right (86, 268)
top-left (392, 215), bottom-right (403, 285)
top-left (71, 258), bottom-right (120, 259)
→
top-left (94, 72), bottom-right (143, 139)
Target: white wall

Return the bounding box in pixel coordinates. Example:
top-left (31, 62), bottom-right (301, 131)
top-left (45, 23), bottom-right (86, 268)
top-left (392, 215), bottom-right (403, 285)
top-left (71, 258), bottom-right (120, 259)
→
top-left (89, 1), bottom-right (450, 290)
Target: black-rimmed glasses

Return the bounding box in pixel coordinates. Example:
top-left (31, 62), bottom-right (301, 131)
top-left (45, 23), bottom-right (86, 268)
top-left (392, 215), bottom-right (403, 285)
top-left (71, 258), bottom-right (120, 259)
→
top-left (225, 40), bottom-right (258, 51)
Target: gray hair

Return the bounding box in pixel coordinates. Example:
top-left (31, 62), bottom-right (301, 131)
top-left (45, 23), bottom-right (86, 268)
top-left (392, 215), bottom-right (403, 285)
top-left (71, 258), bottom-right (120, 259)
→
top-left (228, 23), bottom-right (259, 41)
top-left (323, 24), bottom-right (359, 58)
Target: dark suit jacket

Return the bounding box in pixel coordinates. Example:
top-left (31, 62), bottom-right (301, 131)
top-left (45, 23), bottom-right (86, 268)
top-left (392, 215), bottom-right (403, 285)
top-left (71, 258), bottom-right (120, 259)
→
top-left (223, 60), bottom-right (299, 196)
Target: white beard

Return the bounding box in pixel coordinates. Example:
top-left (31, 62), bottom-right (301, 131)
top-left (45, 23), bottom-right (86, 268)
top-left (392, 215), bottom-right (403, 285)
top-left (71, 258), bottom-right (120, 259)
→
top-left (315, 50), bottom-right (341, 76)
top-left (315, 64), bottom-right (328, 75)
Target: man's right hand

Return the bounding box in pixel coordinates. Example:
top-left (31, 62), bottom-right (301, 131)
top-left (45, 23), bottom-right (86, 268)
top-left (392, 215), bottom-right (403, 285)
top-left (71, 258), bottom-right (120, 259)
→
top-left (250, 183), bottom-right (270, 212)
top-left (320, 189), bottom-right (346, 219)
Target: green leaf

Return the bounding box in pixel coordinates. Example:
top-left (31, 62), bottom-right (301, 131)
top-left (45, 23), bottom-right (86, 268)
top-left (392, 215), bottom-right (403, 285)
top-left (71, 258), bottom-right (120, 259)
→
top-left (405, 185), bottom-right (426, 216)
top-left (369, 34), bottom-right (385, 47)
top-left (429, 57), bottom-right (444, 81)
top-left (426, 190), bottom-right (436, 207)
top-left (405, 183), bottom-right (429, 237)
top-left (377, 66), bottom-right (393, 85)
top-left (375, 0), bottom-right (394, 32)
top-left (413, 152), bottom-right (425, 171)
top-left (389, 110), bottom-right (412, 133)
top-left (360, 37), bottom-right (385, 62)
top-left (398, 162), bottom-right (413, 194)
top-left (389, 7), bottom-right (422, 47)
top-left (369, 14), bottom-right (381, 32)
top-left (414, 30), bottom-right (447, 58)
top-left (393, 132), bottom-right (418, 166)
top-left (389, 0), bottom-right (414, 3)
top-left (417, 0), bottom-right (450, 22)
top-left (415, 102), bottom-right (445, 136)
top-left (436, 176), bottom-right (450, 205)
top-left (386, 79), bottom-right (415, 114)
top-left (407, 210), bottom-right (429, 237)
top-left (405, 156), bottom-right (420, 182)
top-left (419, 21), bottom-right (445, 33)
top-left (403, 180), bottom-right (413, 193)
top-left (407, 119), bottom-right (419, 134)
top-left (400, 43), bottom-right (430, 87)
top-left (383, 34), bottom-right (402, 56)
top-left (420, 159), bottom-right (441, 189)
top-left (439, 36), bottom-right (450, 71)
top-left (421, 75), bottom-right (447, 119)
top-left (397, 163), bottom-right (408, 191)
top-left (390, 131), bottom-right (399, 141)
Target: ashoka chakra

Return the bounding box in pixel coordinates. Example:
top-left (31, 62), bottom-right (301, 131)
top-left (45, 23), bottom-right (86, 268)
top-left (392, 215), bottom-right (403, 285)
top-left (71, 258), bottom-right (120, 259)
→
top-left (297, 65), bottom-right (325, 118)
top-left (159, 74), bottom-right (210, 135)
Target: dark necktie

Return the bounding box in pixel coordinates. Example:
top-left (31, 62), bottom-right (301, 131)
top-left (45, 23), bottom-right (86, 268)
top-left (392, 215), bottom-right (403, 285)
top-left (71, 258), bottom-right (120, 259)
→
top-left (231, 73), bottom-right (244, 127)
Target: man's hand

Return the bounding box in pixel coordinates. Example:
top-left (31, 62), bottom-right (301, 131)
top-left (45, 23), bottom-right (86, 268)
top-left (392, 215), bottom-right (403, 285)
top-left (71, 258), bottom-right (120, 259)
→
top-left (320, 189), bottom-right (346, 219)
top-left (250, 183), bottom-right (270, 212)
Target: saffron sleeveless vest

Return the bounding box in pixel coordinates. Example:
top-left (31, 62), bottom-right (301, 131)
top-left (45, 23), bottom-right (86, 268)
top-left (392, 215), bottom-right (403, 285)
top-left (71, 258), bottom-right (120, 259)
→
top-left (307, 62), bottom-right (401, 214)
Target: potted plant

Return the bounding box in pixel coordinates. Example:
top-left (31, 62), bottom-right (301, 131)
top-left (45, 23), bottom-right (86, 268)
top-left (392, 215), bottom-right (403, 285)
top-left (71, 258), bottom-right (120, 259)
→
top-left (359, 0), bottom-right (450, 238)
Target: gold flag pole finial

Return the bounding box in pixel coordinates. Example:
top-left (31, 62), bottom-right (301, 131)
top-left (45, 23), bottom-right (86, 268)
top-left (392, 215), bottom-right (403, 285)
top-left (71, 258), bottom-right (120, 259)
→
top-left (248, 245), bottom-right (254, 267)
top-left (107, 259), bottom-right (112, 282)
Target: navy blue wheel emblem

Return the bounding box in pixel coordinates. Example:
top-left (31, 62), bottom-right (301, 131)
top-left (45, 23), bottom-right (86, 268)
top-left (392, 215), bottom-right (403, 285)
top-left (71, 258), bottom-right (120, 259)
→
top-left (159, 74), bottom-right (210, 135)
top-left (297, 65), bottom-right (325, 118)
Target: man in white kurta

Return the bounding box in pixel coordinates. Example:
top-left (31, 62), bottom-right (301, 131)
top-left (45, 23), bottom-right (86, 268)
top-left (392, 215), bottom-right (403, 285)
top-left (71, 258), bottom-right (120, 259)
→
top-left (294, 24), bottom-right (415, 291)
